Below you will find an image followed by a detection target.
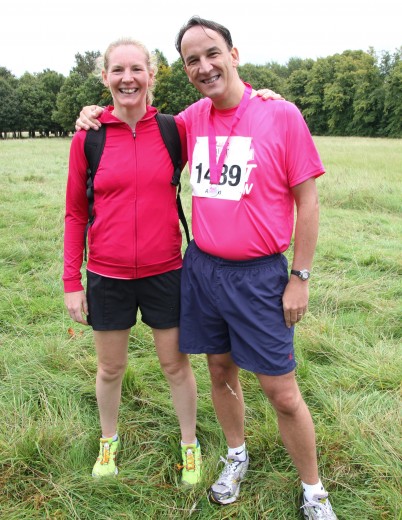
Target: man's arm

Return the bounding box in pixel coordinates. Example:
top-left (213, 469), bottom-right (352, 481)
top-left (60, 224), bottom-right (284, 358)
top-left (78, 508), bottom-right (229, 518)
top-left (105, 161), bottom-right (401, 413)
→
top-left (75, 89), bottom-right (283, 131)
top-left (282, 178), bottom-right (319, 328)
top-left (75, 105), bottom-right (104, 131)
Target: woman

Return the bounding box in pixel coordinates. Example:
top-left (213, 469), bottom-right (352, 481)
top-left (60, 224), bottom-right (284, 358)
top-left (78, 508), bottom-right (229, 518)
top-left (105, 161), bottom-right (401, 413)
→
top-left (63, 38), bottom-right (200, 484)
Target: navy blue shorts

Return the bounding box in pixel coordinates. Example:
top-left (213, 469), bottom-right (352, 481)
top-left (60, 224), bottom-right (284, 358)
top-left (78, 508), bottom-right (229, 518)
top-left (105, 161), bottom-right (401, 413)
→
top-left (179, 242), bottom-right (296, 376)
top-left (86, 269), bottom-right (181, 331)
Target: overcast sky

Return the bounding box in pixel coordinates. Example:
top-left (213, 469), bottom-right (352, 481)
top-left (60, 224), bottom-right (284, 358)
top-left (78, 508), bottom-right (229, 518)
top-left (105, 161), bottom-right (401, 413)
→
top-left (1, 0), bottom-right (401, 78)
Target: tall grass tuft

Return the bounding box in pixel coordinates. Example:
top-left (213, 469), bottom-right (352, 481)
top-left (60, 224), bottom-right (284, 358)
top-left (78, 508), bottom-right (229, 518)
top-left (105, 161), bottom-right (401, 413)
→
top-left (0, 136), bottom-right (401, 519)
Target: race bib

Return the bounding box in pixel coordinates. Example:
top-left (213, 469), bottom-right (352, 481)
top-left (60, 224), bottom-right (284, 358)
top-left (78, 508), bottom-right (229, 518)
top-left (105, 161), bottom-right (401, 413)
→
top-left (190, 136), bottom-right (255, 200)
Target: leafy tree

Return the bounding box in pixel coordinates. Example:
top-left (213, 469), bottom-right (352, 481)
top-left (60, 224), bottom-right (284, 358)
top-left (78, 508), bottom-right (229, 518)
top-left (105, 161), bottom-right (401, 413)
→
top-left (37, 70), bottom-right (65, 136)
top-left (350, 53), bottom-right (384, 136)
top-left (16, 73), bottom-right (45, 136)
top-left (286, 58), bottom-right (314, 109)
top-left (287, 68), bottom-right (311, 110)
top-left (153, 49), bottom-right (169, 69)
top-left (322, 53), bottom-right (358, 134)
top-left (53, 72), bottom-right (84, 132)
top-left (265, 61), bottom-right (291, 79)
top-left (2, 44), bottom-right (401, 138)
top-left (287, 57), bottom-right (315, 76)
top-left (71, 51), bottom-right (101, 79)
top-left (312, 50), bottom-right (385, 136)
top-left (383, 58), bottom-right (402, 136)
top-left (77, 74), bottom-right (111, 108)
top-left (238, 63), bottom-right (285, 95)
top-left (153, 61), bottom-right (172, 112)
top-left (53, 51), bottom-right (104, 132)
top-left (302, 56), bottom-right (336, 134)
top-left (154, 58), bottom-right (202, 114)
top-left (0, 75), bottom-right (20, 136)
top-left (377, 49), bottom-right (400, 78)
top-left (0, 67), bottom-right (16, 80)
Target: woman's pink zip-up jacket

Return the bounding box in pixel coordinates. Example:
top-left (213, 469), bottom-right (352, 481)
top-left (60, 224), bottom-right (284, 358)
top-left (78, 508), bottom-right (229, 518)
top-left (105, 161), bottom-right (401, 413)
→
top-left (63, 106), bottom-right (187, 293)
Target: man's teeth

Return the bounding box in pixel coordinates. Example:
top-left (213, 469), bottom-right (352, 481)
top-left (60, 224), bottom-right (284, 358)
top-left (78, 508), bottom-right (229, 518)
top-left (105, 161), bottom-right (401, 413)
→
top-left (203, 75), bottom-right (219, 84)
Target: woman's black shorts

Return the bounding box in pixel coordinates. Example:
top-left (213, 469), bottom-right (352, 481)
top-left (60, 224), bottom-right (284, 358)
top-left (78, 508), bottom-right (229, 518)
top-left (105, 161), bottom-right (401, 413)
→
top-left (86, 268), bottom-right (181, 331)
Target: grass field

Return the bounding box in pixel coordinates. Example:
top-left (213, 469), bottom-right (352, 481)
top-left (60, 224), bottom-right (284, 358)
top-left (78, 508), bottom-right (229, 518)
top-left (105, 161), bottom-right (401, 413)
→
top-left (0, 136), bottom-right (401, 519)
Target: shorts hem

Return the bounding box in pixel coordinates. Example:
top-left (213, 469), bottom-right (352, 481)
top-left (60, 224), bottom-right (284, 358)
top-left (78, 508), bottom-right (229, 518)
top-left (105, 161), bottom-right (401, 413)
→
top-left (179, 346), bottom-right (230, 355)
top-left (90, 323), bottom-right (136, 331)
top-left (145, 320), bottom-right (180, 330)
top-left (233, 358), bottom-right (297, 376)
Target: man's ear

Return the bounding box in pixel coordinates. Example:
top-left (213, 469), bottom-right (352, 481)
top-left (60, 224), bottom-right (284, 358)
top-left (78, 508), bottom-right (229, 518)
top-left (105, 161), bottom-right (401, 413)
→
top-left (231, 47), bottom-right (240, 67)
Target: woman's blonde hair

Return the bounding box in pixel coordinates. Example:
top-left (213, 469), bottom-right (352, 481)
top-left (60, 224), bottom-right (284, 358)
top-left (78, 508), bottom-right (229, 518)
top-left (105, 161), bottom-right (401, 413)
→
top-left (98, 37), bottom-right (158, 105)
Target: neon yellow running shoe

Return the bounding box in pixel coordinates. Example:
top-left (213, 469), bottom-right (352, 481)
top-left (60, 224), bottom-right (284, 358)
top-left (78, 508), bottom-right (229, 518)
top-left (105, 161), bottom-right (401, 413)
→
top-left (178, 441), bottom-right (202, 485)
top-left (92, 436), bottom-right (119, 477)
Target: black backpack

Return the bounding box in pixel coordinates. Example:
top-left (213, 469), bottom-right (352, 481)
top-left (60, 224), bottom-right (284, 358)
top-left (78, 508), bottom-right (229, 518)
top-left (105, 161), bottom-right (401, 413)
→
top-left (83, 113), bottom-right (190, 258)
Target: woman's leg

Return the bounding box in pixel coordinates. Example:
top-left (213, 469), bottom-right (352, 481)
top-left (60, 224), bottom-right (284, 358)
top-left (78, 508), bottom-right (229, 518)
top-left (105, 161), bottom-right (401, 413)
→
top-left (94, 329), bottom-right (130, 437)
top-left (152, 327), bottom-right (197, 444)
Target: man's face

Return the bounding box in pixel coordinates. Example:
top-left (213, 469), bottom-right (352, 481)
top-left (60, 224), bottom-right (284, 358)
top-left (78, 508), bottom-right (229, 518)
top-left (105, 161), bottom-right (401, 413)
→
top-left (180, 25), bottom-right (240, 109)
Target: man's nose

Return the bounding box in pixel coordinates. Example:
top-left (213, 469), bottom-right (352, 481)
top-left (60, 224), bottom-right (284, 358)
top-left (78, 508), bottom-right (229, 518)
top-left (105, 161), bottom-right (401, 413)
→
top-left (199, 56), bottom-right (213, 74)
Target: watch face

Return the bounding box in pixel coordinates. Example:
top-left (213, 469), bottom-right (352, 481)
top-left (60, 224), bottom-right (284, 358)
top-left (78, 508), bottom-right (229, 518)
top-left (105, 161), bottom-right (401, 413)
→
top-left (291, 269), bottom-right (310, 280)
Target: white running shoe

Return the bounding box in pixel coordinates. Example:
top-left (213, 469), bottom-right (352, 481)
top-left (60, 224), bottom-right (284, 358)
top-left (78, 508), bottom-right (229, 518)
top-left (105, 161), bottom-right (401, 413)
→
top-left (301, 493), bottom-right (338, 519)
top-left (209, 452), bottom-right (249, 505)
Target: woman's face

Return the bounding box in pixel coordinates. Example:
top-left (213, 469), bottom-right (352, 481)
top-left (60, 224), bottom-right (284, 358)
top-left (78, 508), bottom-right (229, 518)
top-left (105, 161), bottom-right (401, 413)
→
top-left (102, 44), bottom-right (153, 110)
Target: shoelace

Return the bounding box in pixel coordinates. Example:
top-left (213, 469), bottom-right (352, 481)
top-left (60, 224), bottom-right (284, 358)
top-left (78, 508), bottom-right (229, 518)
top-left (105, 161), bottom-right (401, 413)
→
top-left (177, 448), bottom-right (195, 471)
top-left (100, 441), bottom-right (111, 465)
top-left (301, 495), bottom-right (332, 518)
top-left (216, 456), bottom-right (241, 482)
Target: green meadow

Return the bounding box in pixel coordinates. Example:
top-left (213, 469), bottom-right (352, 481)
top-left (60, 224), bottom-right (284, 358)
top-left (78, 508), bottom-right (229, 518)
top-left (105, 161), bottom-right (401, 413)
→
top-left (0, 136), bottom-right (401, 519)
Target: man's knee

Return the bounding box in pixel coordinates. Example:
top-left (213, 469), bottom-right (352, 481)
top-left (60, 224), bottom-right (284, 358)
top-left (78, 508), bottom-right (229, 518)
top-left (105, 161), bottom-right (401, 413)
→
top-left (271, 388), bottom-right (303, 415)
top-left (259, 373), bottom-right (303, 415)
top-left (207, 355), bottom-right (239, 388)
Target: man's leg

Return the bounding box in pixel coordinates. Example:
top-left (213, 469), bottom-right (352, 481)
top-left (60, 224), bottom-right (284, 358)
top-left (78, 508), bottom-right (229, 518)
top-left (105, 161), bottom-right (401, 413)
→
top-left (257, 371), bottom-right (338, 517)
top-left (256, 370), bottom-right (318, 484)
top-left (207, 352), bottom-right (245, 447)
top-left (206, 353), bottom-right (249, 505)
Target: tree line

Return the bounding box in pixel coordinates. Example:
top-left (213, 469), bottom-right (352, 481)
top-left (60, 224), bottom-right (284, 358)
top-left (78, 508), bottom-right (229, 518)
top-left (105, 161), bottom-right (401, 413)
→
top-left (0, 46), bottom-right (401, 138)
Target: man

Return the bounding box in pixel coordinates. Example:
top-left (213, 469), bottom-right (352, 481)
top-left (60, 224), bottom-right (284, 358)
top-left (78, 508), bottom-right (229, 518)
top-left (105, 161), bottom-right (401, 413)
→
top-left (174, 17), bottom-right (336, 520)
top-left (76, 17), bottom-right (336, 518)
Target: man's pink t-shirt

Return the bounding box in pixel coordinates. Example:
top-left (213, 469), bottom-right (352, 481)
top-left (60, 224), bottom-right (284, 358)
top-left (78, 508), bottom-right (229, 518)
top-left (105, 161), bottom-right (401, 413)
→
top-left (177, 96), bottom-right (325, 260)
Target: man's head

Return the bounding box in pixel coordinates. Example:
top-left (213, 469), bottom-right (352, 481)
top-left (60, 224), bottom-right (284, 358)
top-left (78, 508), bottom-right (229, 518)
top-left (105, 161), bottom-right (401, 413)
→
top-left (175, 16), bottom-right (233, 58)
top-left (175, 16), bottom-right (245, 109)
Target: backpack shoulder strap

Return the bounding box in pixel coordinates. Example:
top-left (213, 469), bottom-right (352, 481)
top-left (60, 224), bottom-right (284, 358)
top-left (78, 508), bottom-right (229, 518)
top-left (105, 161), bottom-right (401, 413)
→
top-left (155, 113), bottom-right (190, 245)
top-left (84, 126), bottom-right (107, 178)
top-left (155, 113), bottom-right (182, 185)
top-left (83, 126), bottom-right (107, 259)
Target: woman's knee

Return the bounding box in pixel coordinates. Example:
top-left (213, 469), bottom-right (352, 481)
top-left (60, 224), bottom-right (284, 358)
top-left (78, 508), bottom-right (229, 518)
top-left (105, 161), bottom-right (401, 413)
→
top-left (97, 360), bottom-right (127, 382)
top-left (159, 355), bottom-right (190, 382)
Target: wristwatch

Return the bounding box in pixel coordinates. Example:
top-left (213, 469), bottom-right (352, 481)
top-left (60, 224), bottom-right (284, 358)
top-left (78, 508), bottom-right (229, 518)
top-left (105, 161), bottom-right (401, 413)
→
top-left (290, 269), bottom-right (310, 281)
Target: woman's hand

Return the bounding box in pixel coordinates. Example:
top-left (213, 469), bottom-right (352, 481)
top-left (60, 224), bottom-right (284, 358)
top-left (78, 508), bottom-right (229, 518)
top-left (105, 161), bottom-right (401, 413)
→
top-left (64, 290), bottom-right (89, 325)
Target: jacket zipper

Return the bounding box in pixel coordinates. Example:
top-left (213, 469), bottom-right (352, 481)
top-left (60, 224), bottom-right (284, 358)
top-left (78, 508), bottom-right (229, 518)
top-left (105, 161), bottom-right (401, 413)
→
top-left (132, 128), bottom-right (137, 277)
